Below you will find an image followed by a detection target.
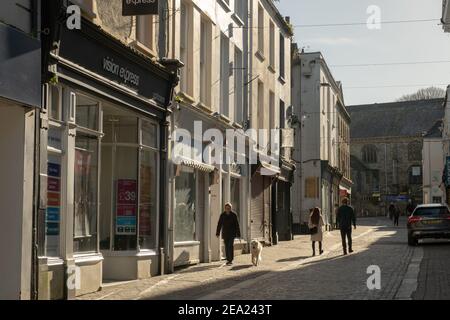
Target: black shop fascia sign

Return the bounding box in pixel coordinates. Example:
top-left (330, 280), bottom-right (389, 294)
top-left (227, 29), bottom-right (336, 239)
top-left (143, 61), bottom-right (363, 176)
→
top-left (122, 0), bottom-right (159, 16)
top-left (53, 19), bottom-right (174, 112)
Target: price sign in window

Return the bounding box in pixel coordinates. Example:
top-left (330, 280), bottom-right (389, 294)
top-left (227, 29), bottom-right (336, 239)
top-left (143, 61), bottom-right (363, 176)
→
top-left (116, 179), bottom-right (137, 235)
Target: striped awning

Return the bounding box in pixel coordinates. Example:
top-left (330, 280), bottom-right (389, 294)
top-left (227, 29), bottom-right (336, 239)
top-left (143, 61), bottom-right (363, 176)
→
top-left (177, 156), bottom-right (215, 173)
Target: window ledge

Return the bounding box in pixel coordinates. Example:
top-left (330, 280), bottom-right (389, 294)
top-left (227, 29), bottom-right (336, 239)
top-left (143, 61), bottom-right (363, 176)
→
top-left (232, 122), bottom-right (243, 129)
top-left (218, 0), bottom-right (232, 13)
top-left (74, 253), bottom-right (104, 266)
top-left (174, 241), bottom-right (201, 247)
top-left (38, 256), bottom-right (64, 266)
top-left (231, 13), bottom-right (245, 27)
top-left (255, 50), bottom-right (266, 62)
top-left (196, 102), bottom-right (212, 114)
top-left (278, 76), bottom-right (286, 85)
top-left (219, 114), bottom-right (232, 124)
top-left (268, 65), bottom-right (276, 74)
top-left (129, 40), bottom-right (157, 59)
top-left (177, 91), bottom-right (196, 105)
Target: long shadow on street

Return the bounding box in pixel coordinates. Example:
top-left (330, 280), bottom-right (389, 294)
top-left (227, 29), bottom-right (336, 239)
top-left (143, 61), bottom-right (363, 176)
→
top-left (143, 217), bottom-right (440, 300)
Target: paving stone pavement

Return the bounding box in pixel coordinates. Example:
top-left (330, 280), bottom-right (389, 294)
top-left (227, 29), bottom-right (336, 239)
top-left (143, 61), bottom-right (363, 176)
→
top-left (412, 238), bottom-right (450, 300)
top-left (79, 217), bottom-right (424, 300)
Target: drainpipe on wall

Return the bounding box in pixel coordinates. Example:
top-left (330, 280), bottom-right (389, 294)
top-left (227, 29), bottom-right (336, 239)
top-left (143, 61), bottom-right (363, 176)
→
top-left (248, 0), bottom-right (254, 246)
top-left (31, 0), bottom-right (42, 301)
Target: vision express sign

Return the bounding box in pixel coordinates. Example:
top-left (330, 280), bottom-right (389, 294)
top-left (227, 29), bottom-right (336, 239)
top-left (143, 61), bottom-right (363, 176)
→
top-left (122, 0), bottom-right (158, 16)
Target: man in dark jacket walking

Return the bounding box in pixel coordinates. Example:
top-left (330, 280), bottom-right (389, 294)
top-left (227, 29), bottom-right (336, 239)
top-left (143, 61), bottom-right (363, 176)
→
top-left (216, 203), bottom-right (241, 265)
top-left (337, 198), bottom-right (356, 255)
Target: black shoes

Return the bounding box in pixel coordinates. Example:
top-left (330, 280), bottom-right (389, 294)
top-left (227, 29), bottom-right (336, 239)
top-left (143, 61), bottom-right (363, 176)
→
top-left (226, 261), bottom-right (233, 266)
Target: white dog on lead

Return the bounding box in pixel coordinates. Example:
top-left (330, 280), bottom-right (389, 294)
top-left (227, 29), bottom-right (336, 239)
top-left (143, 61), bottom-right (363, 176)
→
top-left (250, 240), bottom-right (263, 266)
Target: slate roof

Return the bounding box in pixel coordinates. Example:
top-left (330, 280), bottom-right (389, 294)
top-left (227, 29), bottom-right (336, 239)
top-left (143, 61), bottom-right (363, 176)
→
top-left (347, 99), bottom-right (445, 139)
top-left (424, 119), bottom-right (443, 138)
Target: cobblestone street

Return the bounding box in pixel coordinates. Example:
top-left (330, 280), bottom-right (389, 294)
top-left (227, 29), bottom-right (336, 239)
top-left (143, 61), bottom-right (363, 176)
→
top-left (77, 217), bottom-right (450, 300)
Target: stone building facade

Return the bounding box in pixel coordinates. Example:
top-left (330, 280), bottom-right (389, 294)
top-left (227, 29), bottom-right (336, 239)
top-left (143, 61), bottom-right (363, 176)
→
top-left (291, 50), bottom-right (351, 231)
top-left (348, 99), bottom-right (444, 217)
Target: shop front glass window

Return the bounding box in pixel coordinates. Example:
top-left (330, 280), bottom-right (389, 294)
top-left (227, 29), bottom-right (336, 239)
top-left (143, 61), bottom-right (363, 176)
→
top-left (76, 95), bottom-right (99, 131)
top-left (141, 119), bottom-right (158, 148)
top-left (175, 167), bottom-right (196, 242)
top-left (230, 176), bottom-right (241, 224)
top-left (49, 85), bottom-right (61, 121)
top-left (99, 145), bottom-right (113, 250)
top-left (139, 150), bottom-right (158, 249)
top-left (103, 109), bottom-right (138, 144)
top-left (46, 153), bottom-right (61, 257)
top-left (113, 146), bottom-right (138, 251)
top-left (74, 134), bottom-right (99, 253)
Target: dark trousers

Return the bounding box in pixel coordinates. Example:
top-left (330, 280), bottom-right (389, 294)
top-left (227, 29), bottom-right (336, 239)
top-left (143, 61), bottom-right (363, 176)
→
top-left (312, 241), bottom-right (322, 255)
top-left (394, 216), bottom-right (399, 226)
top-left (340, 228), bottom-right (353, 253)
top-left (224, 237), bottom-right (235, 262)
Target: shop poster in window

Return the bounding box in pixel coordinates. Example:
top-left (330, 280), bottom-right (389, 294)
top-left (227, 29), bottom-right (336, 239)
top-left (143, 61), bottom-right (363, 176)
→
top-left (116, 179), bottom-right (137, 235)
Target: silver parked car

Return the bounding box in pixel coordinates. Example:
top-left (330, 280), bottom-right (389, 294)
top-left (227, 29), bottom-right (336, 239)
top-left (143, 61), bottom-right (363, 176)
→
top-left (407, 204), bottom-right (450, 246)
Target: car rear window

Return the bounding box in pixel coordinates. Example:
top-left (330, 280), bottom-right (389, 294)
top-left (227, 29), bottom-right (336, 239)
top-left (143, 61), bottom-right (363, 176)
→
top-left (413, 207), bottom-right (449, 217)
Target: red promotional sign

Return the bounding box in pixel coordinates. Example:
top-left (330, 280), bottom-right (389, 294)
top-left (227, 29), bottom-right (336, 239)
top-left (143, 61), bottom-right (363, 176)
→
top-left (48, 177), bottom-right (60, 192)
top-left (117, 205), bottom-right (136, 217)
top-left (117, 180), bottom-right (137, 205)
top-left (48, 192), bottom-right (60, 206)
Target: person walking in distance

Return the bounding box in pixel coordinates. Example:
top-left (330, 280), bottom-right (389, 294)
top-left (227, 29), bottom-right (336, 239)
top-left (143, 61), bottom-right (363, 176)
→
top-left (337, 198), bottom-right (356, 255)
top-left (216, 203), bottom-right (241, 266)
top-left (393, 204), bottom-right (400, 227)
top-left (308, 207), bottom-right (324, 256)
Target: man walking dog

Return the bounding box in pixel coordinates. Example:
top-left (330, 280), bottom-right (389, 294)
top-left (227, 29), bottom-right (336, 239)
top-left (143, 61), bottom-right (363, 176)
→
top-left (216, 203), bottom-right (241, 265)
top-left (337, 198), bottom-right (356, 255)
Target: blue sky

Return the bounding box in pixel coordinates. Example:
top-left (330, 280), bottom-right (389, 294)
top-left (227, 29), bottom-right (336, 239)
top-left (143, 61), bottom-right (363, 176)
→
top-left (276, 0), bottom-right (450, 105)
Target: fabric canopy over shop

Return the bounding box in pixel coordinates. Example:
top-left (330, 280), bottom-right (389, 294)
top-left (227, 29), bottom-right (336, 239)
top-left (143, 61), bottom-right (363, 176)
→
top-left (340, 186), bottom-right (351, 197)
top-left (177, 156), bottom-right (215, 173)
top-left (260, 161), bottom-right (281, 176)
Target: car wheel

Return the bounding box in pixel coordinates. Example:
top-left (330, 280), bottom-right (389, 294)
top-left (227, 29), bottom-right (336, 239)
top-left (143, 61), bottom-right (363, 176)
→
top-left (408, 235), bottom-right (418, 246)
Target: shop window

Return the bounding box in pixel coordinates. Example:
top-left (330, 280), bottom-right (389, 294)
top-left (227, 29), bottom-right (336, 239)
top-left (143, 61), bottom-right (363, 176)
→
top-left (46, 153), bottom-right (62, 257)
top-left (76, 95), bottom-right (99, 131)
top-left (74, 134), bottom-right (99, 253)
top-left (175, 167), bottom-right (196, 242)
top-left (139, 150), bottom-right (158, 249)
top-left (49, 85), bottom-right (62, 121)
top-left (141, 119), bottom-right (158, 148)
top-left (222, 171), bottom-right (229, 210)
top-left (100, 145), bottom-right (113, 250)
top-left (100, 105), bottom-right (159, 251)
top-left (230, 176), bottom-right (241, 225)
top-left (103, 107), bottom-right (138, 144)
top-left (113, 147), bottom-right (138, 251)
